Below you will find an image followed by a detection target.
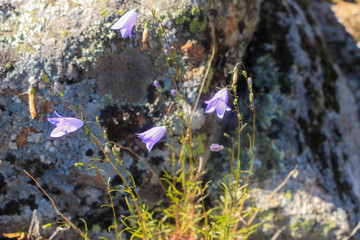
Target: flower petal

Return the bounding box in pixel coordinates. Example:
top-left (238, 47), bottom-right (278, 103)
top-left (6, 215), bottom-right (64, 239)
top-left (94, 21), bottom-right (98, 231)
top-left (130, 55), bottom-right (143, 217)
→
top-left (48, 117), bottom-right (60, 126)
top-left (111, 9), bottom-right (137, 30)
top-left (48, 112), bottom-right (83, 138)
top-left (50, 126), bottom-right (68, 138)
top-left (216, 101), bottom-right (230, 119)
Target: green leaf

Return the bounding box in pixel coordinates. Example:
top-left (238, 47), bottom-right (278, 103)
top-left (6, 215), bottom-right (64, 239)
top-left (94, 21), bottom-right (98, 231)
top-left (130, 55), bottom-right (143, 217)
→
top-left (42, 223), bottom-right (52, 230)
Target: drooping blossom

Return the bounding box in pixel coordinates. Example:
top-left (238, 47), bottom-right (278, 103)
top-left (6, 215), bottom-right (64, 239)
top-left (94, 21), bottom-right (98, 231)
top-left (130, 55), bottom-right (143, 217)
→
top-left (111, 9), bottom-right (138, 39)
top-left (204, 88), bottom-right (231, 119)
top-left (136, 126), bottom-right (166, 152)
top-left (210, 144), bottom-right (224, 152)
top-left (48, 111), bottom-right (83, 138)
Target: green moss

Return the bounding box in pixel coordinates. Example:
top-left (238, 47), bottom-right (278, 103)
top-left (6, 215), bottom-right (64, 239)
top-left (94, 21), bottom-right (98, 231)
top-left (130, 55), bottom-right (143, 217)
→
top-left (189, 17), bottom-right (207, 34)
top-left (60, 30), bottom-right (68, 37)
top-left (191, 6), bottom-right (201, 16)
top-left (91, 224), bottom-right (101, 232)
top-left (202, 66), bottom-right (213, 94)
top-left (30, 9), bottom-right (40, 24)
top-left (116, 9), bottom-right (126, 16)
top-left (322, 221), bottom-right (337, 237)
top-left (67, 21), bottom-right (115, 71)
top-left (193, 133), bottom-right (207, 156)
top-left (289, 219), bottom-right (318, 238)
top-left (5, 62), bottom-right (12, 69)
top-left (101, 10), bottom-right (110, 18)
top-left (285, 191), bottom-right (292, 200)
top-left (261, 211), bottom-right (275, 221)
top-left (174, 15), bottom-right (186, 25)
top-left (173, 7), bottom-right (207, 34)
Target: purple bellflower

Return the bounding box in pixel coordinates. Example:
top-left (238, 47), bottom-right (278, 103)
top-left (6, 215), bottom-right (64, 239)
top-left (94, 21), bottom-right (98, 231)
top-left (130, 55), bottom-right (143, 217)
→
top-left (136, 126), bottom-right (166, 152)
top-left (204, 88), bottom-right (231, 119)
top-left (210, 143), bottom-right (224, 152)
top-left (111, 9), bottom-right (138, 39)
top-left (48, 111), bottom-right (83, 138)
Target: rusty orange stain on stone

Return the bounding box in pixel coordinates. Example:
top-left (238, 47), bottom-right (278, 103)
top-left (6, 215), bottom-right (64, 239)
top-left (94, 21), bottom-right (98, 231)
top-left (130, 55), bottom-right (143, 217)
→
top-left (180, 40), bottom-right (205, 68)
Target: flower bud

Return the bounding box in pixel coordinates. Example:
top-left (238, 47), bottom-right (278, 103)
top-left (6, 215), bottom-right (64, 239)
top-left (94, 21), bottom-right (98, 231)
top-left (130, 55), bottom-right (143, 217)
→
top-left (142, 22), bottom-right (150, 44)
top-left (231, 66), bottom-right (239, 88)
top-left (28, 86), bottom-right (36, 120)
top-left (242, 70), bottom-right (247, 78)
top-left (231, 71), bottom-right (238, 89)
top-left (233, 98), bottom-right (238, 106)
top-left (210, 143), bottom-right (224, 152)
top-left (164, 43), bottom-right (171, 56)
top-left (171, 89), bottom-right (177, 97)
top-left (249, 92), bottom-right (254, 102)
top-left (247, 77), bottom-right (252, 88)
top-left (154, 80), bottom-right (162, 91)
top-left (54, 82), bottom-right (64, 97)
top-left (40, 71), bottom-right (50, 83)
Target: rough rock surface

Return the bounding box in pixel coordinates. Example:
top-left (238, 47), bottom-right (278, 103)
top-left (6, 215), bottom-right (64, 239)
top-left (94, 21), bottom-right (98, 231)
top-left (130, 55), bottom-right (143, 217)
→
top-left (0, 0), bottom-right (359, 239)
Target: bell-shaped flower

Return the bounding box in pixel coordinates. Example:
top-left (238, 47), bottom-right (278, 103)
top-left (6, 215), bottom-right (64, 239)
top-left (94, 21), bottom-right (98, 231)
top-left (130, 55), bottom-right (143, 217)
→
top-left (204, 88), bottom-right (231, 119)
top-left (111, 9), bottom-right (138, 39)
top-left (136, 126), bottom-right (166, 152)
top-left (210, 143), bottom-right (224, 152)
top-left (48, 111), bottom-right (83, 138)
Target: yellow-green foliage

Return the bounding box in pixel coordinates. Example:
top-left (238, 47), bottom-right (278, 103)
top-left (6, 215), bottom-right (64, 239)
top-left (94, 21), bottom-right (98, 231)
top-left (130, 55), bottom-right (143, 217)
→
top-left (60, 30), bottom-right (68, 37)
top-left (202, 60), bottom-right (213, 94)
top-left (173, 6), bottom-right (207, 34)
top-left (174, 15), bottom-right (186, 25)
top-left (289, 219), bottom-right (317, 238)
top-left (193, 133), bottom-right (207, 156)
top-left (285, 190), bottom-right (292, 200)
top-left (322, 221), bottom-right (337, 237)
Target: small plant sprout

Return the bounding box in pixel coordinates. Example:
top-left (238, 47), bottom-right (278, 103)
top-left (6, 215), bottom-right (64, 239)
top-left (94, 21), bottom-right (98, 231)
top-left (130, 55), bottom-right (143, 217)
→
top-left (111, 9), bottom-right (138, 39)
top-left (136, 126), bottom-right (166, 152)
top-left (210, 143), bottom-right (224, 152)
top-left (204, 88), bottom-right (231, 119)
top-left (48, 111), bottom-right (83, 138)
